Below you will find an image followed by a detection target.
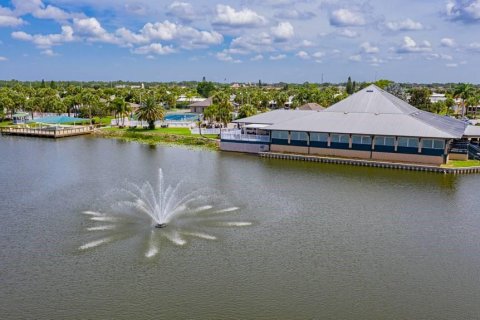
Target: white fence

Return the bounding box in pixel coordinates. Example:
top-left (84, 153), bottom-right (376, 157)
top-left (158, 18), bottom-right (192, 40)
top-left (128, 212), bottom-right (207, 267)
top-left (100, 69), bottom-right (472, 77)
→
top-left (190, 128), bottom-right (221, 135)
top-left (111, 119), bottom-right (195, 128)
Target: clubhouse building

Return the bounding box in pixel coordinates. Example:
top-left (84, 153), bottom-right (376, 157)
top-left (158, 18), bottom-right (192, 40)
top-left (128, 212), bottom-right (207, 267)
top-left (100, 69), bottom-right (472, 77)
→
top-left (220, 85), bottom-right (480, 165)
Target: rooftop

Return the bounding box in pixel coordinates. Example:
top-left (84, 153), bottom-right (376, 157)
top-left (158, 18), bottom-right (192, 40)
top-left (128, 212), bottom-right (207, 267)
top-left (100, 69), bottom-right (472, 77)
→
top-left (236, 85), bottom-right (472, 139)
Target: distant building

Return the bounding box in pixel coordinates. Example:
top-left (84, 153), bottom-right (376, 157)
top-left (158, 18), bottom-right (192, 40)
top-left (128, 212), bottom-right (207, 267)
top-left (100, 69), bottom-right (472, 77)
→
top-left (430, 93), bottom-right (447, 103)
top-left (189, 98), bottom-right (213, 113)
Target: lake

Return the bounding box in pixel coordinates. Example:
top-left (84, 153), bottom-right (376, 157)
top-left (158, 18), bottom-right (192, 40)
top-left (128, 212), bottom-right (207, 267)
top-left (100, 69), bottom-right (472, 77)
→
top-left (1, 136), bottom-right (479, 319)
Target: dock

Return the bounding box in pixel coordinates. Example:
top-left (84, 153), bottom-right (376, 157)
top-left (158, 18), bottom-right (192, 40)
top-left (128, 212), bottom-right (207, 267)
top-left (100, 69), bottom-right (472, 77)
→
top-left (259, 152), bottom-right (480, 174)
top-left (0, 126), bottom-right (93, 138)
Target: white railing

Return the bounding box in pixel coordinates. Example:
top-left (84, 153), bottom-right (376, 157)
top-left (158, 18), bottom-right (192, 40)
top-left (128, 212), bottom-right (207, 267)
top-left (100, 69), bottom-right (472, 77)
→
top-left (221, 129), bottom-right (270, 142)
top-left (110, 119), bottom-right (195, 128)
top-left (191, 128), bottom-right (221, 135)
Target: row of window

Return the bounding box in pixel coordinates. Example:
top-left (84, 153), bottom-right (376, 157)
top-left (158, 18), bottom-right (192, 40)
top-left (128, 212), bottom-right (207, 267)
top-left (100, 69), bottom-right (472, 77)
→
top-left (270, 131), bottom-right (446, 149)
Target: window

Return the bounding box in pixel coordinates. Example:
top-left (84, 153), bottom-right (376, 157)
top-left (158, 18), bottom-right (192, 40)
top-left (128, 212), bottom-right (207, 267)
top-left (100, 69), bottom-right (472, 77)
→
top-left (331, 134), bottom-right (349, 144)
top-left (375, 136), bottom-right (395, 146)
top-left (271, 131), bottom-right (288, 140)
top-left (352, 135), bottom-right (372, 145)
top-left (310, 133), bottom-right (328, 142)
top-left (398, 137), bottom-right (419, 148)
top-left (423, 139), bottom-right (445, 149)
top-left (291, 131), bottom-right (308, 141)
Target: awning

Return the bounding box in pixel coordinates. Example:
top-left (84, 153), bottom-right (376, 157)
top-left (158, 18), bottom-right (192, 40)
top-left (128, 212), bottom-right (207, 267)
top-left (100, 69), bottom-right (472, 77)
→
top-left (244, 124), bottom-right (271, 129)
top-left (464, 125), bottom-right (480, 138)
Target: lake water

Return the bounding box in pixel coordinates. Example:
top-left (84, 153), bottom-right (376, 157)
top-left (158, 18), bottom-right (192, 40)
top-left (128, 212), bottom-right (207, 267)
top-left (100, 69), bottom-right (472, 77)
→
top-left (1, 136), bottom-right (480, 319)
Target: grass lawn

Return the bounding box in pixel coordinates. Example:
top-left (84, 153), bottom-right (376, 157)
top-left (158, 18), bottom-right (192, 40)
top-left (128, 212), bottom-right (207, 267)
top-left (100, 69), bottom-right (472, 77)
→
top-left (443, 160), bottom-right (480, 168)
top-left (0, 120), bottom-right (13, 127)
top-left (96, 126), bottom-right (219, 150)
top-left (104, 127), bottom-right (218, 138)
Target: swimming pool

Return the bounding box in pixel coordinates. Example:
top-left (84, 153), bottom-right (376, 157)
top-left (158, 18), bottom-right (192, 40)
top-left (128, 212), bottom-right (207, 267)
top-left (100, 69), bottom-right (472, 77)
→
top-left (164, 113), bottom-right (199, 122)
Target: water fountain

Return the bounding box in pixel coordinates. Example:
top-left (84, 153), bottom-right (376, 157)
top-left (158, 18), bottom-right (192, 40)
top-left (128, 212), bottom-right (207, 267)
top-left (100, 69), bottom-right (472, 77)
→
top-left (80, 169), bottom-right (251, 258)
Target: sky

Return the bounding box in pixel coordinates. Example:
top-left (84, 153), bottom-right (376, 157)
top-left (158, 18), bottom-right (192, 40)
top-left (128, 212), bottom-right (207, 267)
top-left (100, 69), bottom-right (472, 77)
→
top-left (0, 0), bottom-right (479, 83)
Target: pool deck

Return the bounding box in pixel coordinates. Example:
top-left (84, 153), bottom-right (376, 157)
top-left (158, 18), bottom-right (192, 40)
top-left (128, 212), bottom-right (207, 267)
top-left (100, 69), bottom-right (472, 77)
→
top-left (260, 152), bottom-right (480, 174)
top-left (0, 126), bottom-right (93, 138)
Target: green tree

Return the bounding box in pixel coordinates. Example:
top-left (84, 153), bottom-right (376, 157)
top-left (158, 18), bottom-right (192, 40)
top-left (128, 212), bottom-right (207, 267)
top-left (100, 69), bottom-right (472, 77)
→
top-left (238, 104), bottom-right (258, 119)
top-left (135, 96), bottom-right (165, 129)
top-left (275, 91), bottom-right (289, 109)
top-left (374, 79), bottom-right (393, 89)
top-left (408, 88), bottom-right (432, 111)
top-left (197, 81), bottom-right (215, 98)
top-left (346, 76), bottom-right (353, 95)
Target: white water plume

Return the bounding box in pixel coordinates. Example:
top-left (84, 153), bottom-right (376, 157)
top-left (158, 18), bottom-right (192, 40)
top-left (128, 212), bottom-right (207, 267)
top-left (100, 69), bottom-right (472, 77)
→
top-left (80, 168), bottom-right (251, 258)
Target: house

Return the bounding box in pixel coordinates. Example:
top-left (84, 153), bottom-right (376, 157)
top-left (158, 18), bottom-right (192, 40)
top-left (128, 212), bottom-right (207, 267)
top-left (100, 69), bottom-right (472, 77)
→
top-left (189, 98), bottom-right (213, 113)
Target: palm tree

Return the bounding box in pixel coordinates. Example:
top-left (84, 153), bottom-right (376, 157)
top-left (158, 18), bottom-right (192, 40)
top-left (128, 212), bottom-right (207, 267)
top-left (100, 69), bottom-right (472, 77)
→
top-left (135, 96), bottom-right (165, 130)
top-left (453, 83), bottom-right (475, 117)
top-left (80, 91), bottom-right (99, 125)
top-left (466, 94), bottom-right (480, 119)
top-left (111, 97), bottom-right (130, 126)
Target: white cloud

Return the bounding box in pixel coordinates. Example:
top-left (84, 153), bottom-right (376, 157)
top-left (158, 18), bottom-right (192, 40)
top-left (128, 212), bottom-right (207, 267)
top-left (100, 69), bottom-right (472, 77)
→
top-left (132, 43), bottom-right (175, 55)
top-left (0, 6), bottom-right (24, 26)
top-left (167, 2), bottom-right (196, 22)
top-left (12, 0), bottom-right (70, 21)
top-left (270, 54), bottom-right (286, 60)
top-left (468, 42), bottom-right (480, 51)
top-left (250, 54), bottom-right (263, 61)
top-left (296, 51), bottom-right (309, 59)
top-left (337, 29), bottom-right (358, 38)
top-left (446, 63), bottom-right (458, 67)
top-left (440, 37), bottom-right (456, 47)
top-left (385, 18), bottom-right (424, 31)
top-left (446, 0), bottom-right (480, 23)
top-left (396, 36), bottom-right (432, 53)
top-left (312, 51), bottom-right (325, 59)
top-left (41, 49), bottom-right (58, 56)
top-left (216, 51), bottom-right (241, 63)
top-left (360, 42), bottom-right (379, 54)
top-left (274, 9), bottom-right (315, 20)
top-left (299, 40), bottom-right (314, 47)
top-left (213, 5), bottom-right (266, 27)
top-left (270, 22), bottom-right (294, 42)
top-left (0, 56), bottom-right (7, 61)
top-left (73, 17), bottom-right (119, 44)
top-left (12, 25), bottom-right (74, 48)
top-left (330, 8), bottom-right (365, 26)
top-left (229, 32), bottom-right (274, 54)
top-left (349, 54), bottom-right (362, 62)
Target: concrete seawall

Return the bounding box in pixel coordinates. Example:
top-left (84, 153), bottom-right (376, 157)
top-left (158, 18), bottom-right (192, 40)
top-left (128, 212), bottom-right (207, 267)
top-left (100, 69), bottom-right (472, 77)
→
top-left (259, 152), bottom-right (480, 174)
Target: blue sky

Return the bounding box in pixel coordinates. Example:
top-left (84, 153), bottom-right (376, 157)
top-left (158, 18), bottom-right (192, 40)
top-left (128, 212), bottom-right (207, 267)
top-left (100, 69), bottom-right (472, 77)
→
top-left (0, 0), bottom-right (479, 83)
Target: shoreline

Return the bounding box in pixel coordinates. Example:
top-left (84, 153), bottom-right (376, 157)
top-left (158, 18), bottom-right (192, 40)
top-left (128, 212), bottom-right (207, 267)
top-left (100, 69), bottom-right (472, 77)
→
top-left (93, 128), bottom-right (219, 151)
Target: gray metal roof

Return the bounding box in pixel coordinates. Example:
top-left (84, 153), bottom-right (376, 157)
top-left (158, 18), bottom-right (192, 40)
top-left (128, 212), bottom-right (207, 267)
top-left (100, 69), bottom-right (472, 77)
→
top-left (233, 109), bottom-right (317, 125)
top-left (264, 85), bottom-right (468, 139)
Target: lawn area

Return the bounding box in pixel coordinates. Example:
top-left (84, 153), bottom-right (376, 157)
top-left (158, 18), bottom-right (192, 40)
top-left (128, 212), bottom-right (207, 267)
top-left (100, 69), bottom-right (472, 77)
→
top-left (443, 160), bottom-right (480, 168)
top-left (96, 126), bottom-right (219, 150)
top-left (104, 126), bottom-right (218, 138)
top-left (0, 120), bottom-right (13, 127)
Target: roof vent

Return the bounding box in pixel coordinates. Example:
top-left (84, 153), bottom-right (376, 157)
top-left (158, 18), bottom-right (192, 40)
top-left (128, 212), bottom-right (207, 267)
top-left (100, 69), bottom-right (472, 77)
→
top-left (374, 112), bottom-right (379, 115)
top-left (344, 111), bottom-right (348, 114)
top-left (366, 90), bottom-right (374, 93)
